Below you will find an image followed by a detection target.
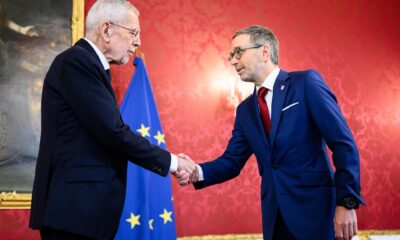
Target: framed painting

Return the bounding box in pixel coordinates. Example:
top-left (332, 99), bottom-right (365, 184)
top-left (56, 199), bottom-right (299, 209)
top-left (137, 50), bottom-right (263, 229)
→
top-left (0, 0), bottom-right (84, 209)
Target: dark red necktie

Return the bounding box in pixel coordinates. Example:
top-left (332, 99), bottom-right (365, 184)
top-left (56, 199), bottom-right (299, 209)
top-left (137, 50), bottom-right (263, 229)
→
top-left (257, 87), bottom-right (271, 135)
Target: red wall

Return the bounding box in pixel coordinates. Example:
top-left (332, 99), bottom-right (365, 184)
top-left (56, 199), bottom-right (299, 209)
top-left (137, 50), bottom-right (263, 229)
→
top-left (1, 0), bottom-right (399, 238)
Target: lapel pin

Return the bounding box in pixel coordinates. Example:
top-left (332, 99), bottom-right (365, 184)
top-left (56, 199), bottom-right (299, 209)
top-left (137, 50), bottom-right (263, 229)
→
top-left (280, 85), bottom-right (285, 91)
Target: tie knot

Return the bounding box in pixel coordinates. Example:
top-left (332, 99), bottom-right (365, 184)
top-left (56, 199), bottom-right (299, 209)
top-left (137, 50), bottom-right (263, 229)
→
top-left (258, 87), bottom-right (268, 99)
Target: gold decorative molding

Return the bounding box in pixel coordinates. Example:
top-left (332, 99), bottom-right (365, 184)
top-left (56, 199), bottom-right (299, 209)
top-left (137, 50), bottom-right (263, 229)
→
top-left (0, 0), bottom-right (84, 209)
top-left (178, 234), bottom-right (262, 240)
top-left (72, 0), bottom-right (85, 45)
top-left (177, 231), bottom-right (400, 240)
top-left (357, 230), bottom-right (400, 240)
top-left (0, 191), bottom-right (31, 209)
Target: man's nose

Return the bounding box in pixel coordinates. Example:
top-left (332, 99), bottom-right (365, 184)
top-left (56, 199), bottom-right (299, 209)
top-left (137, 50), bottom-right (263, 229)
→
top-left (229, 57), bottom-right (239, 65)
top-left (133, 35), bottom-right (141, 47)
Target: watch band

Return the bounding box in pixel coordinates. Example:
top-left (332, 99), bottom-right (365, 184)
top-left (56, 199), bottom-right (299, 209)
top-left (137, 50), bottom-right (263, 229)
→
top-left (338, 196), bottom-right (359, 209)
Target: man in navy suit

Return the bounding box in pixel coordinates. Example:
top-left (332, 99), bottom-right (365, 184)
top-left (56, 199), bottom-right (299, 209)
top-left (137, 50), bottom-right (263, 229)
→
top-left (178, 25), bottom-right (364, 240)
top-left (29, 1), bottom-right (194, 239)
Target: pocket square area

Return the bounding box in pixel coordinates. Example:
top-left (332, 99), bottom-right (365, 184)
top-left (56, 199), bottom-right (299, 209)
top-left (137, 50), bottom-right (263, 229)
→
top-left (282, 102), bottom-right (299, 111)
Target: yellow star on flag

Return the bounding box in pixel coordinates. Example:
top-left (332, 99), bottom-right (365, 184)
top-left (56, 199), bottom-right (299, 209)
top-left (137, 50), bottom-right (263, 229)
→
top-left (153, 131), bottom-right (165, 145)
top-left (159, 208), bottom-right (173, 224)
top-left (137, 124), bottom-right (150, 137)
top-left (148, 219), bottom-right (154, 230)
top-left (126, 213), bottom-right (141, 229)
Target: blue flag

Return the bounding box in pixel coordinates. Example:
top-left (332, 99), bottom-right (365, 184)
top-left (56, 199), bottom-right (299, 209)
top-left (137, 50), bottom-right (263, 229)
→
top-left (114, 57), bottom-right (177, 240)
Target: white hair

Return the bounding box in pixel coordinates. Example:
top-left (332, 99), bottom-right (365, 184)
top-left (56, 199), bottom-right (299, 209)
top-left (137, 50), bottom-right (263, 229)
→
top-left (85, 0), bottom-right (139, 32)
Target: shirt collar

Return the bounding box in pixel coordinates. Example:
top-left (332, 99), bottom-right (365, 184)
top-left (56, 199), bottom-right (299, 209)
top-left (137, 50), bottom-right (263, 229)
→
top-left (256, 67), bottom-right (280, 93)
top-left (83, 38), bottom-right (110, 70)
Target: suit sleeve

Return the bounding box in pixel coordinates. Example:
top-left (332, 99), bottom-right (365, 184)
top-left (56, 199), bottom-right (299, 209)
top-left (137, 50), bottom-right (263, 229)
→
top-left (194, 113), bottom-right (253, 189)
top-left (59, 50), bottom-right (170, 176)
top-left (305, 70), bottom-right (364, 204)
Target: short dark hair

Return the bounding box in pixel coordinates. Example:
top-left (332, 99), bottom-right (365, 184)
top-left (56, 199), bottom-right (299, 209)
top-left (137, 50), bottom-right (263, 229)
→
top-left (233, 25), bottom-right (279, 64)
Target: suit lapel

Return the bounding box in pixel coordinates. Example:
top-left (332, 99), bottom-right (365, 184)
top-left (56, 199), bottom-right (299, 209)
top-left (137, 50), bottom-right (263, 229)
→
top-left (269, 70), bottom-right (289, 149)
top-left (74, 39), bottom-right (117, 102)
top-left (249, 86), bottom-right (271, 147)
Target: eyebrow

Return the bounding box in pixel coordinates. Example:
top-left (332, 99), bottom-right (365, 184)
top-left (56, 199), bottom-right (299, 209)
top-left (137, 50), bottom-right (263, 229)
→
top-left (230, 47), bottom-right (242, 53)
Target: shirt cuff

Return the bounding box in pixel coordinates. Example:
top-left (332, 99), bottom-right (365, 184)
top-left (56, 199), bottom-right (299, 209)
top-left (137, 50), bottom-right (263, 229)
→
top-left (169, 154), bottom-right (178, 172)
top-left (197, 164), bottom-right (204, 181)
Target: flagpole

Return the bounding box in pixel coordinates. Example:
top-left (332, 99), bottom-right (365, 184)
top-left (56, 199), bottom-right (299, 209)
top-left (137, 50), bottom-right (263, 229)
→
top-left (135, 49), bottom-right (145, 64)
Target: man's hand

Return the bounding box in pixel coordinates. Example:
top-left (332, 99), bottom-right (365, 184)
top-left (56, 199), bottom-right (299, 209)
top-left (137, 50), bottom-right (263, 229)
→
top-left (334, 206), bottom-right (357, 240)
top-left (172, 170), bottom-right (190, 186)
top-left (176, 153), bottom-right (199, 186)
top-left (174, 153), bottom-right (196, 185)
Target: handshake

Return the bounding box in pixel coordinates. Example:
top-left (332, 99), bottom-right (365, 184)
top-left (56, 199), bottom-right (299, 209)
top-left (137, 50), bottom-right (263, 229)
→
top-left (172, 153), bottom-right (199, 186)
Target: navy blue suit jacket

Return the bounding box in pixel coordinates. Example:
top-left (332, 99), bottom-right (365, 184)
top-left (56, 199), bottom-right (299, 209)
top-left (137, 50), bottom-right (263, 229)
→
top-left (195, 70), bottom-right (364, 240)
top-left (29, 39), bottom-right (171, 240)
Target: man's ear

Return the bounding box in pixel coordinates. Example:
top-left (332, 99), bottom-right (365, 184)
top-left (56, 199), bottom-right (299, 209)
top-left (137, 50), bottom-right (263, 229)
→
top-left (100, 21), bottom-right (112, 43)
top-left (262, 44), bottom-right (270, 63)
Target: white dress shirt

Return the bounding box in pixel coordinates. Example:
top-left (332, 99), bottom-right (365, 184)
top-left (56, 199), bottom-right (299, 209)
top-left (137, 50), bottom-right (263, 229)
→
top-left (197, 67), bottom-right (281, 181)
top-left (83, 38), bottom-right (110, 70)
top-left (83, 38), bottom-right (178, 172)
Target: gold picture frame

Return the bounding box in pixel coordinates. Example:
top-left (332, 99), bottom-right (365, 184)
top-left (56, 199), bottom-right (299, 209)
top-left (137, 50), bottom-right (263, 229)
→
top-left (177, 231), bottom-right (400, 240)
top-left (0, 0), bottom-right (84, 209)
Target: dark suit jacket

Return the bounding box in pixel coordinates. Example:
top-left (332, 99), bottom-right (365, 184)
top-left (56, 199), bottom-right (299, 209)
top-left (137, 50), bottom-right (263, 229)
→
top-left (29, 39), bottom-right (171, 240)
top-left (195, 70), bottom-right (365, 240)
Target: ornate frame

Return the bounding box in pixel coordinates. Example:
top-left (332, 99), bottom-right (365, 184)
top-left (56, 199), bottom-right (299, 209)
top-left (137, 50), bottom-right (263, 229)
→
top-left (177, 231), bottom-right (400, 240)
top-left (0, 0), bottom-right (84, 209)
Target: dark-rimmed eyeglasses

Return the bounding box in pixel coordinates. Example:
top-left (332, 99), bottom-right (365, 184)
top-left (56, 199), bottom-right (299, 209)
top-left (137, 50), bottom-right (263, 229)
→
top-left (109, 22), bottom-right (139, 37)
top-left (228, 45), bottom-right (263, 62)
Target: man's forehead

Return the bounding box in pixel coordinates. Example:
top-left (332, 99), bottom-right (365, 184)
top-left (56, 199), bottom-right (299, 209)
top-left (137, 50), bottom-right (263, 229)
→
top-left (125, 12), bottom-right (140, 29)
top-left (231, 34), bottom-right (251, 49)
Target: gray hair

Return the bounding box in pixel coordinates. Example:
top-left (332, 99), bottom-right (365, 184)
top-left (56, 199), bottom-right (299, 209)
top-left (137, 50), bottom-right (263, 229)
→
top-left (233, 25), bottom-right (279, 65)
top-left (86, 0), bottom-right (139, 32)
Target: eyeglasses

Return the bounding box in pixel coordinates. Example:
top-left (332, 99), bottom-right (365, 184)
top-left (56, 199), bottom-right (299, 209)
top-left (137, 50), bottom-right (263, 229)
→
top-left (109, 22), bottom-right (139, 37)
top-left (228, 44), bottom-right (263, 62)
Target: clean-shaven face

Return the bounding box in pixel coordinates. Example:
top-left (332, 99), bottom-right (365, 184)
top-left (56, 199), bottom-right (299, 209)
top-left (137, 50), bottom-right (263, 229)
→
top-left (108, 11), bottom-right (141, 65)
top-left (229, 34), bottom-right (263, 83)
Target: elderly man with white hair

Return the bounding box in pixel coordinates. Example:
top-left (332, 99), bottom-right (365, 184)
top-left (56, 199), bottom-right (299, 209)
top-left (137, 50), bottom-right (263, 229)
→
top-left (29, 1), bottom-right (195, 239)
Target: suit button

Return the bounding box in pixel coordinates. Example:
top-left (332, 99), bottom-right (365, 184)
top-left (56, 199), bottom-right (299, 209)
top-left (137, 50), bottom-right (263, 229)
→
top-left (272, 163), bottom-right (279, 169)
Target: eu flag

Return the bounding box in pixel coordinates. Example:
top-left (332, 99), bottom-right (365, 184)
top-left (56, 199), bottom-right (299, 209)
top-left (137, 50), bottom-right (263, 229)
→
top-left (114, 57), bottom-right (177, 240)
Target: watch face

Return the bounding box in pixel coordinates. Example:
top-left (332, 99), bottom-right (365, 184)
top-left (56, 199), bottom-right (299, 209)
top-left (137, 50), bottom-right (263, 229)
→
top-left (345, 197), bottom-right (356, 208)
